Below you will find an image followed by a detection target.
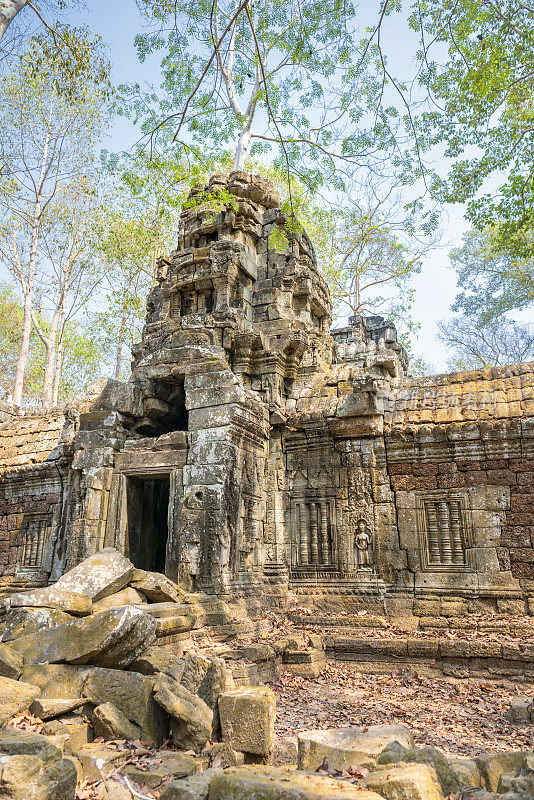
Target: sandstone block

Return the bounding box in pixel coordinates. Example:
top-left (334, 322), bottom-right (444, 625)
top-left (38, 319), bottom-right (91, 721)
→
top-left (219, 686), bottom-right (275, 761)
top-left (209, 765), bottom-right (385, 800)
top-left (0, 730), bottom-right (76, 800)
top-left (21, 664), bottom-right (91, 699)
top-left (364, 763), bottom-right (444, 800)
top-left (92, 587), bottom-right (146, 612)
top-left (154, 674), bottom-right (212, 752)
top-left (475, 751), bottom-right (528, 791)
top-left (123, 750), bottom-right (199, 789)
top-left (92, 702), bottom-right (142, 741)
top-left (4, 586), bottom-right (92, 616)
top-left (0, 675), bottom-right (40, 724)
top-left (42, 716), bottom-right (92, 754)
top-left (0, 641), bottom-right (22, 679)
top-left (54, 548), bottom-right (134, 602)
top-left (30, 698), bottom-right (85, 720)
top-left (143, 603), bottom-right (197, 636)
top-left (128, 645), bottom-right (186, 681)
top-left (130, 570), bottom-right (185, 603)
top-left (74, 743), bottom-right (126, 782)
top-left (159, 768), bottom-right (217, 800)
top-left (10, 606), bottom-right (156, 669)
top-left (298, 724), bottom-right (414, 772)
top-left (2, 607), bottom-right (74, 641)
top-left (506, 697), bottom-right (534, 724)
top-left (83, 667), bottom-right (166, 745)
top-left (448, 758), bottom-right (481, 787)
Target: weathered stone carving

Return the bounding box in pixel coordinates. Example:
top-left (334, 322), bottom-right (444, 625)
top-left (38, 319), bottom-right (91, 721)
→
top-left (0, 171), bottom-right (532, 618)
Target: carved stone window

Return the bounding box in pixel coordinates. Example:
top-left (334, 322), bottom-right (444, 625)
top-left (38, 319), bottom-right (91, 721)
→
top-left (17, 513), bottom-right (51, 572)
top-left (416, 492), bottom-right (473, 571)
top-left (294, 500), bottom-right (333, 567)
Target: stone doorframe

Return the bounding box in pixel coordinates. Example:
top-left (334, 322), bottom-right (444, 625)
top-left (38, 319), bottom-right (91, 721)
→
top-left (105, 448), bottom-right (186, 582)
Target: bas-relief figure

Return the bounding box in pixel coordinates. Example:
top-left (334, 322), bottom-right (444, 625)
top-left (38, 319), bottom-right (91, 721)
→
top-left (0, 170), bottom-right (532, 618)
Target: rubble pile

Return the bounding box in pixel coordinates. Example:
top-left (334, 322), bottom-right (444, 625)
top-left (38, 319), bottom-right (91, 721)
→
top-left (0, 548), bottom-right (531, 799)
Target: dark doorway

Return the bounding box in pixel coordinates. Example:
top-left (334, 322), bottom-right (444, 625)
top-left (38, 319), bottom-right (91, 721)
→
top-left (126, 476), bottom-right (170, 573)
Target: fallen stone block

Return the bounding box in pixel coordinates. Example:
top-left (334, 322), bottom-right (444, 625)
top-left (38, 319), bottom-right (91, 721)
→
top-left (0, 641), bottom-right (22, 679)
top-left (208, 765), bottom-right (385, 799)
top-left (10, 606), bottom-right (156, 668)
top-left (219, 685), bottom-right (275, 762)
top-left (159, 768), bottom-right (217, 800)
top-left (92, 587), bottom-right (146, 613)
top-left (93, 702), bottom-right (143, 741)
top-left (0, 675), bottom-right (40, 724)
top-left (130, 569), bottom-right (185, 603)
top-left (143, 602), bottom-right (197, 636)
top-left (448, 758), bottom-right (481, 788)
top-left (364, 763), bottom-right (444, 800)
top-left (475, 751), bottom-right (528, 792)
top-left (2, 607), bottom-right (74, 642)
top-left (54, 547), bottom-right (134, 602)
top-left (506, 697), bottom-right (534, 725)
top-left (378, 745), bottom-right (460, 796)
top-left (123, 750), bottom-right (200, 789)
top-left (298, 724), bottom-right (414, 772)
top-left (84, 666), bottom-right (167, 745)
top-left (154, 674), bottom-right (212, 752)
top-left (30, 697), bottom-right (86, 720)
top-left (42, 716), bottom-right (93, 754)
top-left (202, 741), bottom-right (244, 768)
top-left (21, 664), bottom-right (91, 699)
top-left (128, 645), bottom-right (185, 681)
top-left (0, 729), bottom-right (77, 800)
top-left (74, 743), bottom-right (127, 782)
top-left (3, 586), bottom-right (92, 616)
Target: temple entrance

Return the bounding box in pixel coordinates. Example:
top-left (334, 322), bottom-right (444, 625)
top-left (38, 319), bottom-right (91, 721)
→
top-left (126, 475), bottom-right (170, 573)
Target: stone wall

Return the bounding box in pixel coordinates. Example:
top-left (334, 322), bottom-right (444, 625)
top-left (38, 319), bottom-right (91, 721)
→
top-left (0, 172), bottom-right (532, 617)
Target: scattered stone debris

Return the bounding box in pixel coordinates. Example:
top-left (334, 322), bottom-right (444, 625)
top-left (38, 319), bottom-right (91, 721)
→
top-left (0, 548), bottom-right (530, 799)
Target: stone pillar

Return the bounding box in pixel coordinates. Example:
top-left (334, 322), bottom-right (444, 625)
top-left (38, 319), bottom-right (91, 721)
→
top-left (309, 503), bottom-right (318, 564)
top-left (449, 501), bottom-right (464, 564)
top-left (320, 502), bottom-right (330, 564)
top-left (426, 502), bottom-right (440, 563)
top-left (298, 502), bottom-right (309, 564)
top-left (438, 501), bottom-right (453, 564)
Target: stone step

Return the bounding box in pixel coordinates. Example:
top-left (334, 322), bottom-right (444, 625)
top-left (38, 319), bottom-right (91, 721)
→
top-left (327, 635), bottom-right (534, 680)
top-left (288, 612), bottom-right (389, 630)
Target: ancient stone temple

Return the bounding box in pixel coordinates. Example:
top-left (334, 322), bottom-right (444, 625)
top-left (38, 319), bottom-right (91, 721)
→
top-left (0, 171), bottom-right (533, 618)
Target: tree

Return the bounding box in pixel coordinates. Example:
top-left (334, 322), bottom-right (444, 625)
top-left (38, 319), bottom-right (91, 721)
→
top-left (449, 227), bottom-right (534, 324)
top-left (321, 190), bottom-right (425, 331)
top-left (127, 0), bottom-right (409, 190)
top-left (0, 33), bottom-right (109, 407)
top-left (438, 316), bottom-right (534, 370)
top-left (414, 0), bottom-right (534, 256)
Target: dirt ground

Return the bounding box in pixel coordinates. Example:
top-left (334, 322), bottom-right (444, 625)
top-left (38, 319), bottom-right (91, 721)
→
top-left (272, 662), bottom-right (534, 765)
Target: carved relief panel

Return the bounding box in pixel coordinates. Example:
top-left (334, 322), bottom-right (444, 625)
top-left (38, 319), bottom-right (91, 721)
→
top-left (416, 490), bottom-right (473, 571)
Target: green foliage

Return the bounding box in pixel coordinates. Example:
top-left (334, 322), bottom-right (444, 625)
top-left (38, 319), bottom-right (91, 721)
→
top-left (450, 227), bottom-right (534, 323)
top-left (414, 0), bottom-right (534, 254)
top-left (125, 0), bottom-right (409, 187)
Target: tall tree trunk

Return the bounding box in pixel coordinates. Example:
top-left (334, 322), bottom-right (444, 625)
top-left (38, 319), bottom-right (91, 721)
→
top-left (233, 125), bottom-right (252, 171)
top-left (0, 0), bottom-right (29, 42)
top-left (12, 213), bottom-right (40, 406)
top-left (41, 306), bottom-right (61, 410)
top-left (52, 335), bottom-right (63, 406)
top-left (12, 126), bottom-right (51, 407)
top-left (115, 303), bottom-right (127, 380)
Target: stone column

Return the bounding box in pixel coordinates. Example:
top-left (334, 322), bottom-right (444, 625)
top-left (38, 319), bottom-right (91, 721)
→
top-left (320, 502), bottom-right (330, 564)
top-left (426, 502), bottom-right (440, 563)
top-left (309, 503), bottom-right (318, 564)
top-left (438, 501), bottom-right (453, 564)
top-left (298, 502), bottom-right (309, 564)
top-left (449, 501), bottom-right (464, 564)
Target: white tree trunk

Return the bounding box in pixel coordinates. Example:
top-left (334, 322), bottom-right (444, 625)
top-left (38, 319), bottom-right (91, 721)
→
top-left (41, 304), bottom-right (61, 410)
top-left (0, 0), bottom-right (29, 41)
top-left (233, 126), bottom-right (252, 171)
top-left (12, 211), bottom-right (40, 407)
